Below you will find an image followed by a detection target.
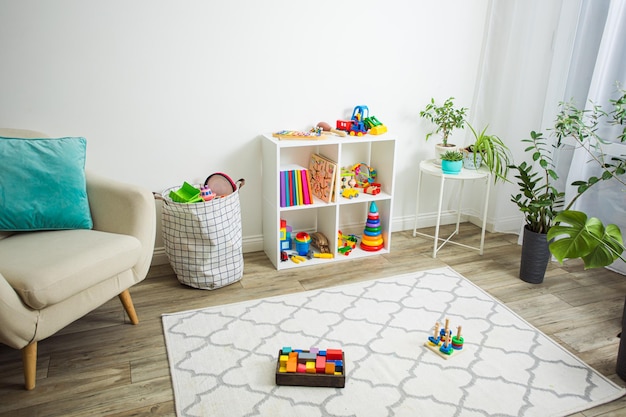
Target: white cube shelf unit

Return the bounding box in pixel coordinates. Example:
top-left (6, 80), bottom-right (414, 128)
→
top-left (261, 133), bottom-right (396, 270)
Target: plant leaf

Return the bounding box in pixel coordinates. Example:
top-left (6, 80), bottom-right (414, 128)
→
top-left (547, 210), bottom-right (625, 267)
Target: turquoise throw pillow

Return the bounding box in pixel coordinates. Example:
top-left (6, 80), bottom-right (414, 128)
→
top-left (0, 136), bottom-right (93, 230)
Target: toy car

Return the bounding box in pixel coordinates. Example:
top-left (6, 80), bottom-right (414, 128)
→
top-left (341, 188), bottom-right (359, 199)
top-left (363, 183), bottom-right (381, 195)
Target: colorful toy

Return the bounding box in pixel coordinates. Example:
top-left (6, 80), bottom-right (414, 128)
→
top-left (338, 230), bottom-right (358, 255)
top-left (316, 121), bottom-right (347, 137)
top-left (338, 246), bottom-right (352, 255)
top-left (280, 219), bottom-right (292, 251)
top-left (351, 163), bottom-right (377, 187)
top-left (341, 188), bottom-right (359, 199)
top-left (424, 318), bottom-right (465, 359)
top-left (272, 130), bottom-right (327, 140)
top-left (340, 168), bottom-right (359, 199)
top-left (364, 115), bottom-right (388, 135)
top-left (335, 106), bottom-right (387, 136)
top-left (169, 182), bottom-right (204, 203)
top-left (363, 183), bottom-right (381, 195)
top-left (276, 347), bottom-right (345, 388)
top-left (294, 232), bottom-right (311, 256)
top-left (289, 254), bottom-right (306, 264)
top-left (336, 105), bottom-right (369, 136)
top-left (348, 106), bottom-right (369, 136)
top-left (200, 185), bottom-right (215, 201)
top-left (340, 169), bottom-right (357, 190)
top-left (360, 202), bottom-right (384, 251)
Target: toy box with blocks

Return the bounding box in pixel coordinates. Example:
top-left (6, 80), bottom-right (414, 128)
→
top-left (275, 347), bottom-right (345, 388)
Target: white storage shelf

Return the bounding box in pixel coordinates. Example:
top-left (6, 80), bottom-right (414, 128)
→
top-left (261, 133), bottom-right (396, 270)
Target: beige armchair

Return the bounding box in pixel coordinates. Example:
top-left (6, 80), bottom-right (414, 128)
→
top-left (0, 128), bottom-right (156, 390)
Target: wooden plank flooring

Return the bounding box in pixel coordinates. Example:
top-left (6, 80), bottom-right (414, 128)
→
top-left (1, 224), bottom-right (626, 416)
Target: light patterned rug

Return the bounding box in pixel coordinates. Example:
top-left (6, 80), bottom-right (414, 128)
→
top-left (162, 267), bottom-right (625, 417)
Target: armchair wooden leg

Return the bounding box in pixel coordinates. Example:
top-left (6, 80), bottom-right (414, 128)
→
top-left (22, 341), bottom-right (37, 390)
top-left (119, 289), bottom-right (139, 325)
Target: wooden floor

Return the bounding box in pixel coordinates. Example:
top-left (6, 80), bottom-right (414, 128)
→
top-left (1, 224), bottom-right (626, 416)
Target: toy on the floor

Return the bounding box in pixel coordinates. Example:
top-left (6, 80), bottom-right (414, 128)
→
top-left (360, 201), bottom-right (384, 251)
top-left (276, 347), bottom-right (345, 388)
top-left (424, 318), bottom-right (465, 359)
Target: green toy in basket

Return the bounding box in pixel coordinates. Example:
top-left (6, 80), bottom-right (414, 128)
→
top-left (169, 182), bottom-right (203, 203)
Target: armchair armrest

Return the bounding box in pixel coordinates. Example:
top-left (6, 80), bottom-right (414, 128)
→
top-left (86, 171), bottom-right (156, 279)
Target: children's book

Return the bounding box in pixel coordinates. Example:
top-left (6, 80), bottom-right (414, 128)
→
top-left (280, 165), bottom-right (313, 207)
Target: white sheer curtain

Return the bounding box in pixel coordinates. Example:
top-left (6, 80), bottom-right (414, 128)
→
top-left (561, 0), bottom-right (626, 275)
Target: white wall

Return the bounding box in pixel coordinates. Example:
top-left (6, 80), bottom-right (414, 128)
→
top-left (0, 0), bottom-right (565, 259)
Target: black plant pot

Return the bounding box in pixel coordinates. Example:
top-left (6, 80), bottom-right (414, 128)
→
top-left (616, 297), bottom-right (626, 380)
top-left (519, 226), bottom-right (550, 284)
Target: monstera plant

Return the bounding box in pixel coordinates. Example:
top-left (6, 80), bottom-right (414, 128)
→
top-left (547, 92), bottom-right (626, 269)
top-left (510, 87), bottom-right (626, 283)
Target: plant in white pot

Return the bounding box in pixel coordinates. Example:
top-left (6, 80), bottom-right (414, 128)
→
top-left (464, 123), bottom-right (512, 184)
top-left (420, 97), bottom-right (468, 164)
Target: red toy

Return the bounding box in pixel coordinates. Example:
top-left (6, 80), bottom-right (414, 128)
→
top-left (363, 183), bottom-right (381, 195)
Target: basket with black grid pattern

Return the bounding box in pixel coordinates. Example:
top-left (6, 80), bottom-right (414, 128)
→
top-left (160, 179), bottom-right (244, 289)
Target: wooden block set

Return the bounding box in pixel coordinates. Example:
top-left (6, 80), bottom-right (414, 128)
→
top-left (423, 318), bottom-right (465, 360)
top-left (275, 347), bottom-right (345, 388)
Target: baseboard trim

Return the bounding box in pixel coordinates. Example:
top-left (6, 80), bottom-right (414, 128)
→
top-left (150, 216), bottom-right (521, 266)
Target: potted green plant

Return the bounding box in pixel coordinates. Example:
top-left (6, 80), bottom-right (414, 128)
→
top-left (509, 88), bottom-right (626, 284)
top-left (440, 150), bottom-right (464, 175)
top-left (509, 130), bottom-right (566, 283)
top-left (464, 123), bottom-right (512, 184)
top-left (420, 97), bottom-right (468, 163)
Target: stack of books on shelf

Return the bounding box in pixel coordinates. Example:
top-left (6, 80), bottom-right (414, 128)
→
top-left (280, 166), bottom-right (313, 207)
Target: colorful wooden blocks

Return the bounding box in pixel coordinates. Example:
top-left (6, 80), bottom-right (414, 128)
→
top-left (275, 347), bottom-right (345, 388)
top-left (424, 319), bottom-right (465, 360)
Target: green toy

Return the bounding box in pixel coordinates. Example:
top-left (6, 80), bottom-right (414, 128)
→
top-left (169, 182), bottom-right (203, 203)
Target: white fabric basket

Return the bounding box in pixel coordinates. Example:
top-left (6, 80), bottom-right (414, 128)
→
top-left (160, 181), bottom-right (244, 289)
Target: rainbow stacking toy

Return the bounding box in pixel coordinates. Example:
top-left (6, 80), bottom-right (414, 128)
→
top-left (360, 201), bottom-right (384, 251)
top-left (275, 347), bottom-right (345, 388)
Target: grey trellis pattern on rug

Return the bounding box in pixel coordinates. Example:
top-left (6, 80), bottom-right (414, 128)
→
top-left (162, 267), bottom-right (625, 417)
